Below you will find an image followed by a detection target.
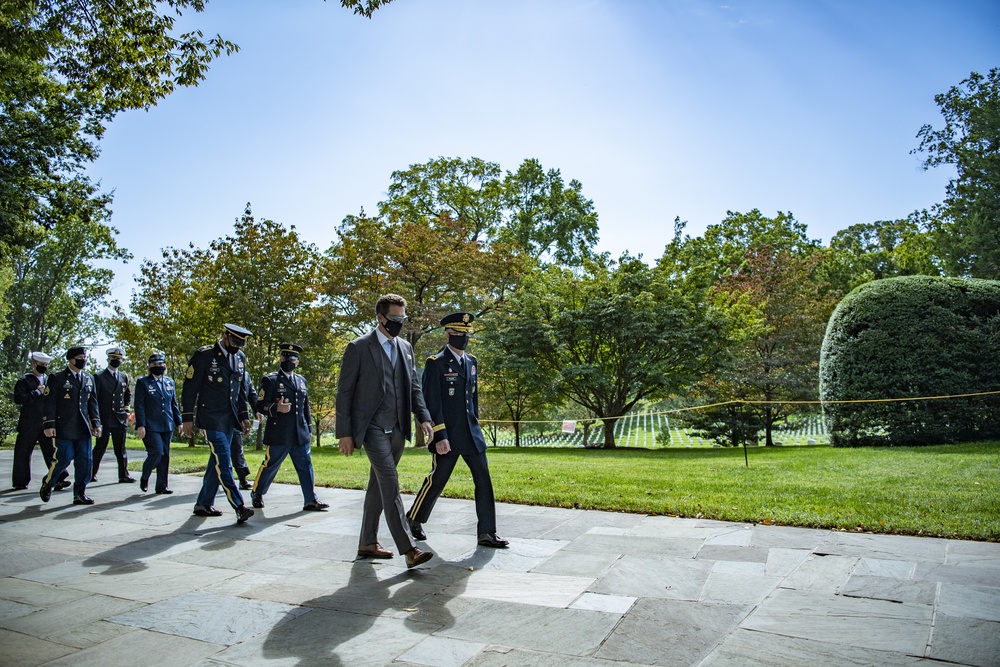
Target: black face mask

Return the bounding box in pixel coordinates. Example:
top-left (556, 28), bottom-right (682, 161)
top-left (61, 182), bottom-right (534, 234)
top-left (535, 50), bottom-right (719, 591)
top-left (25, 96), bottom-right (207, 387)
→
top-left (280, 359), bottom-right (296, 373)
top-left (108, 358), bottom-right (122, 368)
top-left (224, 342), bottom-right (242, 355)
top-left (35, 365), bottom-right (47, 375)
top-left (448, 334), bottom-right (469, 350)
top-left (150, 366), bottom-right (166, 376)
top-left (382, 316), bottom-right (404, 338)
top-left (71, 358), bottom-right (86, 370)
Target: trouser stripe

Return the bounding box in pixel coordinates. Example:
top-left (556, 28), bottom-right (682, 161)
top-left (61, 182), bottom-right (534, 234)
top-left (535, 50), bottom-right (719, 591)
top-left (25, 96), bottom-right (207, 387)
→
top-left (408, 452), bottom-right (438, 519)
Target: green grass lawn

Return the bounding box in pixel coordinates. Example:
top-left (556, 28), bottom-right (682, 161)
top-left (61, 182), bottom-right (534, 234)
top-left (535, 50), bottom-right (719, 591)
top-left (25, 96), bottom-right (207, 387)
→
top-left (145, 438), bottom-right (999, 541)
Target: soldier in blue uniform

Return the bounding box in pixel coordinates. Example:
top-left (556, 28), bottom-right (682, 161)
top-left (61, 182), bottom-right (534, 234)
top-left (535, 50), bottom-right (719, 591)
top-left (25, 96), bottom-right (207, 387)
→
top-left (92, 346), bottom-right (135, 483)
top-left (408, 312), bottom-right (508, 548)
top-left (11, 352), bottom-right (68, 490)
top-left (134, 353), bottom-right (182, 494)
top-left (250, 343), bottom-right (329, 511)
top-left (40, 346), bottom-right (102, 506)
top-left (181, 324), bottom-right (255, 523)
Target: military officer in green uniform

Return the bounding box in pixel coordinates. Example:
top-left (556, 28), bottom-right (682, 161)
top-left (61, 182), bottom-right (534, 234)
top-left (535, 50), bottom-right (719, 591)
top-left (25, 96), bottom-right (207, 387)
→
top-left (250, 343), bottom-right (329, 511)
top-left (408, 312), bottom-right (508, 548)
top-left (181, 323), bottom-right (255, 523)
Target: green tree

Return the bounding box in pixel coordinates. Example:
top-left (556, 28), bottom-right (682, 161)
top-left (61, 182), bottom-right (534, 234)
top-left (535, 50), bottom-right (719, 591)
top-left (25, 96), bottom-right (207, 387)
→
top-left (711, 244), bottom-right (836, 446)
top-left (378, 156), bottom-right (600, 265)
top-left (2, 191), bottom-right (129, 370)
top-left (323, 210), bottom-right (524, 352)
top-left (823, 216), bottom-right (941, 296)
top-left (913, 68), bottom-right (1000, 278)
top-left (660, 210), bottom-right (821, 290)
top-left (500, 158), bottom-right (599, 265)
top-left (0, 0), bottom-right (239, 261)
top-left (110, 204), bottom-right (334, 444)
top-left (476, 305), bottom-right (560, 447)
top-left (512, 255), bottom-right (721, 448)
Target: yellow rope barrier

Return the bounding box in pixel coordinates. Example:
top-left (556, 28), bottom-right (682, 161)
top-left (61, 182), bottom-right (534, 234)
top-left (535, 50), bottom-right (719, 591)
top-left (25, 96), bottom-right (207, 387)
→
top-left (479, 390), bottom-right (1000, 426)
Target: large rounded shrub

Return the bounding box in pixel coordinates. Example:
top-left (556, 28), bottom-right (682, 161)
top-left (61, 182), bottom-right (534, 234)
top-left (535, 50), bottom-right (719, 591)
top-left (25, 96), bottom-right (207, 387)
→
top-left (820, 276), bottom-right (1000, 446)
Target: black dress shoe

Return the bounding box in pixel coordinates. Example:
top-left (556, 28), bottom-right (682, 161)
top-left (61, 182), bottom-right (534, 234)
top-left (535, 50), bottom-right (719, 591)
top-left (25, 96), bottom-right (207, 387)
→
top-left (56, 480), bottom-right (71, 490)
top-left (193, 505), bottom-right (223, 517)
top-left (155, 488), bottom-right (173, 495)
top-left (236, 506), bottom-right (254, 523)
top-left (251, 491), bottom-right (264, 508)
top-left (238, 479), bottom-right (253, 490)
top-left (303, 500), bottom-right (329, 511)
top-left (90, 475), bottom-right (98, 482)
top-left (73, 495), bottom-right (95, 505)
top-left (409, 519), bottom-right (427, 540)
top-left (119, 476), bottom-right (136, 483)
top-left (39, 485), bottom-right (51, 503)
top-left (477, 533), bottom-right (509, 548)
top-left (139, 478), bottom-right (148, 492)
top-left (13, 485), bottom-right (27, 490)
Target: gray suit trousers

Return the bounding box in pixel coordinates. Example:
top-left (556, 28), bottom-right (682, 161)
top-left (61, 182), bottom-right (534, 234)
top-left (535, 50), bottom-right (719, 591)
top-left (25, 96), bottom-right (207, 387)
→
top-left (360, 426), bottom-right (415, 554)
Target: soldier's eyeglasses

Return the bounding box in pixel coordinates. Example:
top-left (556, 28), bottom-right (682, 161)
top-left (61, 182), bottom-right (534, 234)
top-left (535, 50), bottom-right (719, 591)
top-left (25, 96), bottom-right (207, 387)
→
top-left (384, 315), bottom-right (407, 324)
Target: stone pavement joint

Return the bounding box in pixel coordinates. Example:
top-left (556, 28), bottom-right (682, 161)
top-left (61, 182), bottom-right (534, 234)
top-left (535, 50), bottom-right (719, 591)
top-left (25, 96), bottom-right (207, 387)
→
top-left (0, 450), bottom-right (998, 667)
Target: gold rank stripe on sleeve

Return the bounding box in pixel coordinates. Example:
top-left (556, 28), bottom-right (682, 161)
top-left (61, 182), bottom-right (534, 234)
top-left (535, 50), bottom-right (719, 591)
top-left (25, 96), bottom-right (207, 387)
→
top-left (433, 423), bottom-right (446, 433)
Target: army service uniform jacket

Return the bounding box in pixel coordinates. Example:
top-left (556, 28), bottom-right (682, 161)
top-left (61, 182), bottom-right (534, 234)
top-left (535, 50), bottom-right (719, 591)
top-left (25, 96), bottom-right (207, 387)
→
top-left (257, 371), bottom-right (311, 448)
top-left (14, 372), bottom-right (50, 435)
top-left (134, 374), bottom-right (182, 433)
top-left (422, 347), bottom-right (487, 455)
top-left (43, 368), bottom-right (101, 440)
top-left (181, 341), bottom-right (250, 432)
top-left (95, 368), bottom-right (131, 429)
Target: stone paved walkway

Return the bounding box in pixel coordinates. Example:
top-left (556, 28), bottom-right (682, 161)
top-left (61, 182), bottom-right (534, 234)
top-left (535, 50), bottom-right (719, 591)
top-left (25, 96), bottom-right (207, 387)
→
top-left (0, 449), bottom-right (998, 667)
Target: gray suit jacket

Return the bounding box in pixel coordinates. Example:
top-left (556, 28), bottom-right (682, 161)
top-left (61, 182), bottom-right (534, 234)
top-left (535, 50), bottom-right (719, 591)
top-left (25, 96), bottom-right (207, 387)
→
top-left (335, 330), bottom-right (431, 445)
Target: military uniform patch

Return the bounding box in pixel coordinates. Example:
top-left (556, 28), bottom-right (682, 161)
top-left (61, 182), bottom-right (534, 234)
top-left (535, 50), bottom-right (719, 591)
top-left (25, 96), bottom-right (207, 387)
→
top-left (185, 365), bottom-right (194, 379)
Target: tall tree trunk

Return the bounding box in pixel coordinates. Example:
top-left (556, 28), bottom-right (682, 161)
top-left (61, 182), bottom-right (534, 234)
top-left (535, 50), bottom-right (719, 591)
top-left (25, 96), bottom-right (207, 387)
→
top-left (513, 421), bottom-right (521, 447)
top-left (602, 418), bottom-right (617, 449)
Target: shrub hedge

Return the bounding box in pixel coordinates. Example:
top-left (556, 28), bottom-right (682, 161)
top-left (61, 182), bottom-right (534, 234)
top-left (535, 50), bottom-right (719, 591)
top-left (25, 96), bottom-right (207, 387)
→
top-left (819, 276), bottom-right (1000, 446)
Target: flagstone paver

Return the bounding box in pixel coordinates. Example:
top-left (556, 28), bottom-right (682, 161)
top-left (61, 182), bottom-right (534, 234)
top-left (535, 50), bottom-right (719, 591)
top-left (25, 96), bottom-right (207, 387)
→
top-left (1, 449), bottom-right (997, 667)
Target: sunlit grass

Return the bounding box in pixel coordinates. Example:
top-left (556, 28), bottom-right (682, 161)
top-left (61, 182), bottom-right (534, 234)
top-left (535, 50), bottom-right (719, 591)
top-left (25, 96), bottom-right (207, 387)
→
top-left (147, 438), bottom-right (1000, 541)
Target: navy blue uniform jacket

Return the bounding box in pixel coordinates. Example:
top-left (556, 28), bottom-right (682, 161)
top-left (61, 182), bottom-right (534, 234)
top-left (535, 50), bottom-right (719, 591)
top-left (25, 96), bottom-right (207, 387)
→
top-left (181, 342), bottom-right (250, 431)
top-left (134, 374), bottom-right (182, 433)
top-left (14, 372), bottom-right (50, 434)
top-left (422, 347), bottom-right (486, 455)
top-left (257, 372), bottom-right (311, 447)
top-left (43, 368), bottom-right (100, 439)
top-left (95, 368), bottom-right (131, 429)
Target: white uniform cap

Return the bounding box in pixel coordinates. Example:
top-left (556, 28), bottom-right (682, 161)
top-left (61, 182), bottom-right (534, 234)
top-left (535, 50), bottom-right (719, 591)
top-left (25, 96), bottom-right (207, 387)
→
top-left (30, 352), bottom-right (53, 364)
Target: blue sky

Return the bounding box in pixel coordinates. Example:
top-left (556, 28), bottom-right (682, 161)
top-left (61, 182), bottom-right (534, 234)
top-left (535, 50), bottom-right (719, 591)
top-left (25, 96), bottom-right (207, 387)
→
top-left (91, 0), bottom-right (1000, 309)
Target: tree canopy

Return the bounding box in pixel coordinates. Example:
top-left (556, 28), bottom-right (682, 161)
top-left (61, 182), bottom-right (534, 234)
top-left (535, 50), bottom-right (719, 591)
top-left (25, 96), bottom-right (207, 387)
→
top-left (914, 68), bottom-right (1000, 279)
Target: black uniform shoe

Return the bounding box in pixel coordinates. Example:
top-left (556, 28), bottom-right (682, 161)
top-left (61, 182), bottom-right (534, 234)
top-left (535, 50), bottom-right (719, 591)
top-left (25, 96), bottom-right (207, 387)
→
top-left (193, 505), bottom-right (223, 517)
top-left (73, 495), bottom-right (95, 505)
top-left (236, 506), bottom-right (254, 523)
top-left (139, 478), bottom-right (148, 492)
top-left (13, 485), bottom-right (27, 490)
top-left (409, 519), bottom-right (427, 540)
top-left (303, 501), bottom-right (329, 511)
top-left (155, 488), bottom-right (173, 495)
top-left (238, 477), bottom-right (253, 490)
top-left (251, 491), bottom-right (264, 508)
top-left (119, 476), bottom-right (136, 483)
top-left (477, 533), bottom-right (510, 548)
top-left (90, 475), bottom-right (98, 482)
top-left (39, 485), bottom-right (51, 503)
top-left (55, 480), bottom-right (71, 490)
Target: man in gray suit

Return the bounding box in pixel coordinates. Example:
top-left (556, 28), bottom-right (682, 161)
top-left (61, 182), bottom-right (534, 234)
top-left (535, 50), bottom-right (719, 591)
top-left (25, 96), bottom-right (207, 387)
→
top-left (337, 293), bottom-right (435, 568)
